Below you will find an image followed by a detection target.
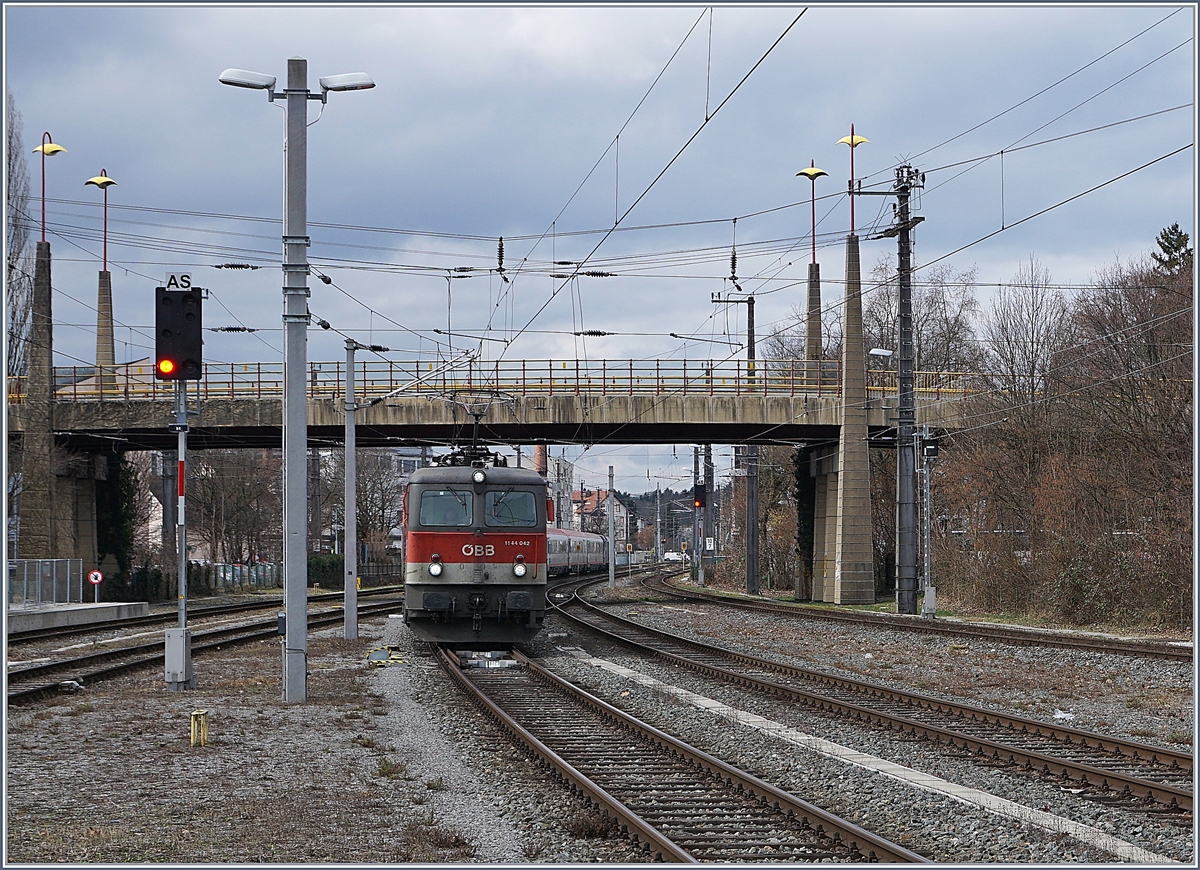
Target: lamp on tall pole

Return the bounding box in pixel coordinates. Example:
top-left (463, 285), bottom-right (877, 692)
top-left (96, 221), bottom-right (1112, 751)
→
top-left (796, 161), bottom-right (827, 388)
top-left (220, 58), bottom-right (374, 703)
top-left (837, 124), bottom-right (868, 235)
top-left (32, 134), bottom-right (66, 243)
top-left (84, 170), bottom-right (117, 272)
top-left (85, 170), bottom-right (118, 395)
top-left (795, 161), bottom-right (827, 265)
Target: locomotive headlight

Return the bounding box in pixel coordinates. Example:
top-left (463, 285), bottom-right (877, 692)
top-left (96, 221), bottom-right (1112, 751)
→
top-left (513, 555), bottom-right (527, 578)
top-left (471, 469), bottom-right (486, 484)
top-left (428, 553), bottom-right (443, 576)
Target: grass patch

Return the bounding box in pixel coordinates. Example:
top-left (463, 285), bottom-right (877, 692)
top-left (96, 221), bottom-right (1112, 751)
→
top-left (399, 819), bottom-right (477, 861)
top-left (424, 777), bottom-right (446, 791)
top-left (377, 758), bottom-right (407, 780)
top-left (563, 810), bottom-right (617, 839)
top-left (351, 734), bottom-right (390, 751)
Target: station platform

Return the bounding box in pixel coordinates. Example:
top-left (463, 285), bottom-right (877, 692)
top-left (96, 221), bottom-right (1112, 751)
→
top-left (6, 601), bottom-right (149, 634)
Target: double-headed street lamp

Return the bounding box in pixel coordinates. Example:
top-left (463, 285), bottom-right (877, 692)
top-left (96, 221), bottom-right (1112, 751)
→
top-left (220, 57), bottom-right (374, 703)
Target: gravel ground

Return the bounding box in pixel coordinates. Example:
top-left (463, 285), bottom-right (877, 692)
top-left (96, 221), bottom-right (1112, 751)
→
top-left (4, 583), bottom-right (1194, 863)
top-left (4, 611), bottom-right (648, 863)
top-left (527, 584), bottom-right (1194, 863)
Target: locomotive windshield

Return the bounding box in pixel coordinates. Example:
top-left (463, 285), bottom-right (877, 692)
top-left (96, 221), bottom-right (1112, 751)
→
top-left (485, 490), bottom-right (538, 527)
top-left (418, 489), bottom-right (473, 526)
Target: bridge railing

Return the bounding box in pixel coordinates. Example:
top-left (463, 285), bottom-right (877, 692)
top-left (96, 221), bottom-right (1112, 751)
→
top-left (8, 360), bottom-right (978, 404)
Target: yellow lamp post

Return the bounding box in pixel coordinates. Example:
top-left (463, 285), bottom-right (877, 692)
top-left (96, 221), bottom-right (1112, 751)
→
top-left (837, 125), bottom-right (868, 234)
top-left (32, 134), bottom-right (66, 242)
top-left (795, 161), bottom-right (828, 265)
top-left (85, 171), bottom-right (117, 271)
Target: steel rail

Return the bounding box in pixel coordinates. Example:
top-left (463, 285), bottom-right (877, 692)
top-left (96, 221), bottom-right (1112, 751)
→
top-left (434, 645), bottom-right (696, 863)
top-left (558, 585), bottom-right (1193, 812)
top-left (437, 644), bottom-right (928, 863)
top-left (647, 576), bottom-right (1193, 662)
top-left (6, 600), bottom-right (402, 704)
top-left (5, 586), bottom-right (403, 646)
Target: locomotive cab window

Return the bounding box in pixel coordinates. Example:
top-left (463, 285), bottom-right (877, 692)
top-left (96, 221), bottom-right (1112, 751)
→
top-left (485, 490), bottom-right (538, 527)
top-left (419, 490), bottom-right (473, 527)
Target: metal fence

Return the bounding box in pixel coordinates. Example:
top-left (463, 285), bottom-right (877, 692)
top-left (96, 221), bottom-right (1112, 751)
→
top-left (187, 561), bottom-right (281, 594)
top-left (8, 559), bottom-right (84, 607)
top-left (8, 359), bottom-right (981, 405)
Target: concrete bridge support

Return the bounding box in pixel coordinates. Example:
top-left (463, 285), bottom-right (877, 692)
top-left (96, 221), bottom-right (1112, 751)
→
top-left (15, 241), bottom-right (102, 570)
top-left (19, 241), bottom-right (58, 559)
top-left (831, 234), bottom-right (875, 603)
top-left (807, 446), bottom-right (839, 602)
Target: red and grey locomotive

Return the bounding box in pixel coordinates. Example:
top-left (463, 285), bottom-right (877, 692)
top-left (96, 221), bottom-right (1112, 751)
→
top-left (402, 448), bottom-right (549, 648)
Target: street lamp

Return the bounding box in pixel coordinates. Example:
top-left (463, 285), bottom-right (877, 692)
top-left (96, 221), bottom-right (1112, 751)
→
top-left (837, 124), bottom-right (868, 235)
top-left (32, 134), bottom-right (66, 243)
top-left (220, 58), bottom-right (374, 703)
top-left (84, 170), bottom-right (116, 272)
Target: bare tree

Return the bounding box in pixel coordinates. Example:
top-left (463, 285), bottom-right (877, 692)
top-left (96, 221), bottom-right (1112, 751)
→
top-left (189, 449), bottom-right (283, 563)
top-left (981, 256), bottom-right (1071, 430)
top-left (864, 256), bottom-right (985, 372)
top-left (6, 93), bottom-right (32, 381)
top-left (6, 95), bottom-right (34, 546)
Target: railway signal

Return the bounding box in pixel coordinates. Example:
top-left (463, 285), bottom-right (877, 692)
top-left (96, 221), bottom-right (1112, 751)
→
top-left (155, 286), bottom-right (203, 380)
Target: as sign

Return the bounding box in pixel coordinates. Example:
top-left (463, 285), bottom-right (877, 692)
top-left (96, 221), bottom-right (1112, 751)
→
top-left (164, 272), bottom-right (192, 289)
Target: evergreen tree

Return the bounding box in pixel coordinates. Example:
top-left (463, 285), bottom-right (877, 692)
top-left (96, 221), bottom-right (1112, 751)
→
top-left (1151, 223), bottom-right (1193, 276)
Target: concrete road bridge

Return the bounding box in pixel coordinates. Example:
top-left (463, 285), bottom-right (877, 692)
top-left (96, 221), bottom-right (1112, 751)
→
top-left (8, 356), bottom-right (971, 452)
top-left (12, 233), bottom-right (971, 605)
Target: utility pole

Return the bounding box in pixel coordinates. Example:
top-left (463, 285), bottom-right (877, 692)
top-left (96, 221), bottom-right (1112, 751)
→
top-left (921, 427), bottom-right (937, 617)
top-left (607, 466), bottom-right (616, 589)
top-left (693, 446), bottom-right (703, 586)
top-left (221, 56), bottom-right (374, 701)
top-left (343, 340), bottom-right (360, 640)
top-left (282, 58), bottom-right (313, 700)
top-left (164, 380), bottom-right (195, 691)
top-left (655, 484), bottom-right (662, 562)
top-left (712, 290), bottom-right (758, 595)
top-left (703, 443), bottom-right (714, 565)
top-left (893, 165), bottom-right (922, 615)
top-left (860, 163), bottom-right (925, 614)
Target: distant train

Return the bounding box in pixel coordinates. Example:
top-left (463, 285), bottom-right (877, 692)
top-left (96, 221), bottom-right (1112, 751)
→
top-left (546, 526), bottom-right (609, 575)
top-left (401, 448), bottom-right (610, 649)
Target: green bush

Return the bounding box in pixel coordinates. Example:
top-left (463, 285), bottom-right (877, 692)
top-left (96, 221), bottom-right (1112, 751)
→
top-left (308, 553), bottom-right (345, 589)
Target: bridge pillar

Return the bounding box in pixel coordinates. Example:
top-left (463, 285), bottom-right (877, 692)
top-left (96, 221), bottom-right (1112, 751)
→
top-left (16, 241), bottom-right (104, 572)
top-left (811, 469), bottom-right (828, 600)
top-left (832, 233), bottom-right (875, 603)
top-left (19, 242), bottom-right (57, 559)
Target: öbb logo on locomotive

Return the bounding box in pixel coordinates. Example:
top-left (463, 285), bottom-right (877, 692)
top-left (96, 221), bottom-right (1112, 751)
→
top-left (402, 447), bottom-right (610, 650)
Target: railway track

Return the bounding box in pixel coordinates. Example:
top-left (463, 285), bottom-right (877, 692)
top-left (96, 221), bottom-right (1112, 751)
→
top-left (5, 586), bottom-right (403, 646)
top-left (436, 644), bottom-right (927, 863)
top-left (557, 581), bottom-right (1193, 815)
top-left (644, 576), bottom-right (1192, 662)
top-left (6, 598), bottom-right (404, 704)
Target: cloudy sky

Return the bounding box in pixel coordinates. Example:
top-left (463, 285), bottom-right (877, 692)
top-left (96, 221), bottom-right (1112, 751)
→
top-left (5, 3), bottom-right (1195, 492)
